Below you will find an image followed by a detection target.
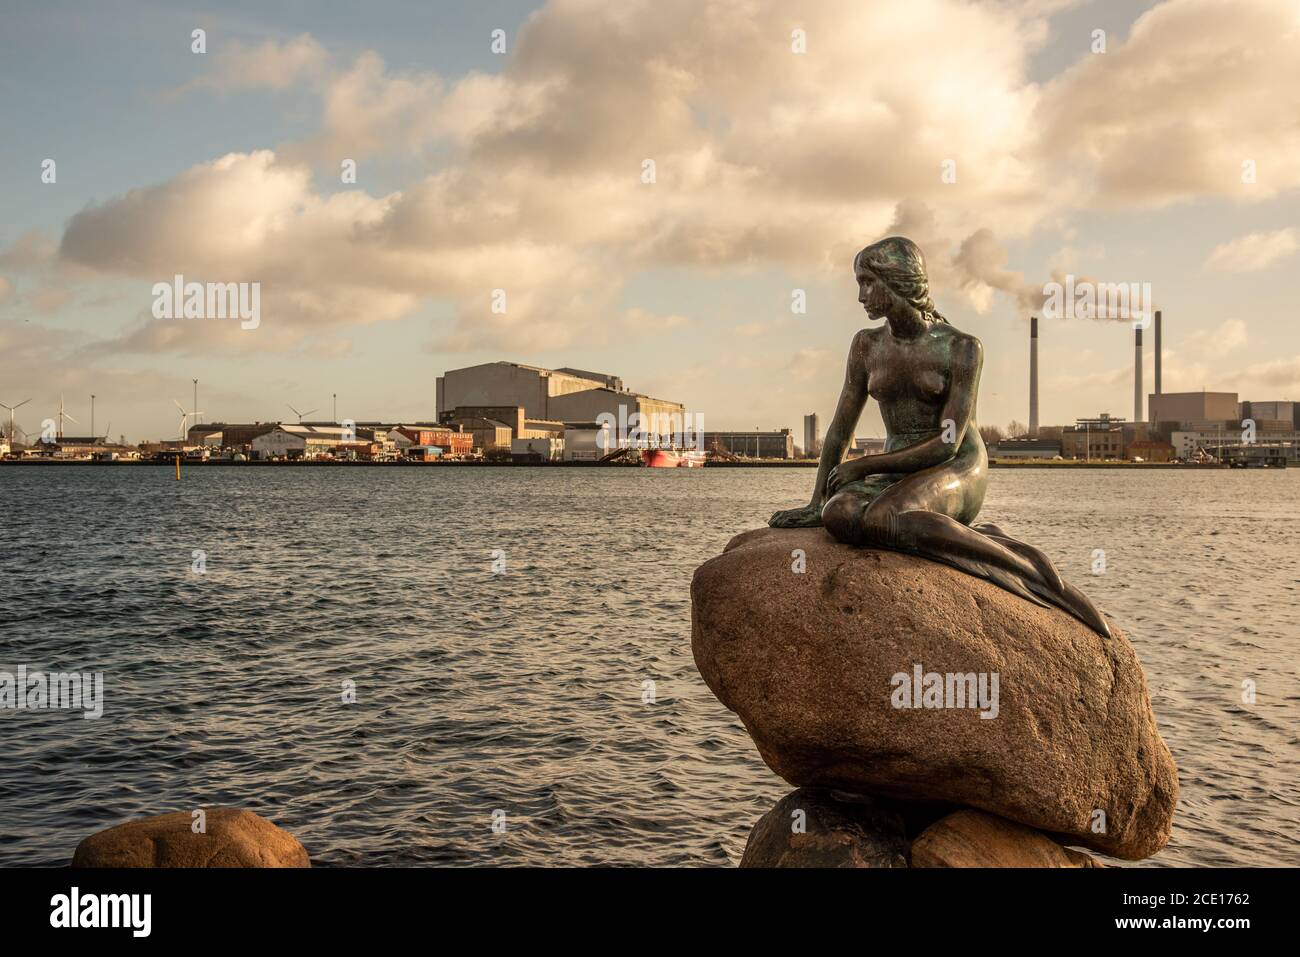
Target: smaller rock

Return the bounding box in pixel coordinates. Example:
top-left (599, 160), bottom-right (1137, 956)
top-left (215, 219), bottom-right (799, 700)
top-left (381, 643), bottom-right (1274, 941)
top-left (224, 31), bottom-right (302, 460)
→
top-left (911, 809), bottom-right (1102, 868)
top-left (72, 808), bottom-right (309, 868)
top-left (741, 788), bottom-right (909, 868)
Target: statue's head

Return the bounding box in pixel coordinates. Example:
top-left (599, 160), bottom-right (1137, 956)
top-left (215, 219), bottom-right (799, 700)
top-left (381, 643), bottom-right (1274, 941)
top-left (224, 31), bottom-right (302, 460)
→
top-left (854, 236), bottom-right (947, 325)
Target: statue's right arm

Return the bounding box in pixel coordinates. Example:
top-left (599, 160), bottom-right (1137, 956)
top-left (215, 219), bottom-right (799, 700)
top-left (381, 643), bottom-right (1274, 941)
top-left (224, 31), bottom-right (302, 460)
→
top-left (768, 331), bottom-right (870, 527)
top-left (809, 330), bottom-right (871, 507)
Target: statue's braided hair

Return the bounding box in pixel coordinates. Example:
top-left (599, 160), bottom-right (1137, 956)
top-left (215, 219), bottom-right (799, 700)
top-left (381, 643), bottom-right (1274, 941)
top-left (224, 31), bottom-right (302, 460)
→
top-left (854, 236), bottom-right (949, 325)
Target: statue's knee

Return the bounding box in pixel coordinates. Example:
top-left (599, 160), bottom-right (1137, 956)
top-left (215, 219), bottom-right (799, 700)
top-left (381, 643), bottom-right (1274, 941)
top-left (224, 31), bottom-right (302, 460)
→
top-left (821, 494), bottom-right (860, 542)
top-left (861, 502), bottom-right (902, 548)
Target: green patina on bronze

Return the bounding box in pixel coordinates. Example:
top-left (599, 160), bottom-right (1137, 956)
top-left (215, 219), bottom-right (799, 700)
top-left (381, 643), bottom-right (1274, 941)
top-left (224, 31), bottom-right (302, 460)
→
top-left (770, 236), bottom-right (1110, 637)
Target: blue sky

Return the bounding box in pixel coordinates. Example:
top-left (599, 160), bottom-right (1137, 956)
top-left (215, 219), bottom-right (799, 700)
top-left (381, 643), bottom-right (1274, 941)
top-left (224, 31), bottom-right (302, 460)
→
top-left (2, 0), bottom-right (1297, 442)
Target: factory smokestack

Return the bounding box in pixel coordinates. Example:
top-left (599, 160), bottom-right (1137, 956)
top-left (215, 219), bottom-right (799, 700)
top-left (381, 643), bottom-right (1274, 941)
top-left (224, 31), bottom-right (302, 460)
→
top-left (1134, 325), bottom-right (1144, 422)
top-left (1154, 310), bottom-right (1162, 397)
top-left (1029, 316), bottom-right (1039, 436)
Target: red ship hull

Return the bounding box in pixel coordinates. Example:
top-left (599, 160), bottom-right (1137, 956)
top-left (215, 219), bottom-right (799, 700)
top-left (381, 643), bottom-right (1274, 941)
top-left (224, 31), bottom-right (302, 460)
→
top-left (642, 449), bottom-right (705, 468)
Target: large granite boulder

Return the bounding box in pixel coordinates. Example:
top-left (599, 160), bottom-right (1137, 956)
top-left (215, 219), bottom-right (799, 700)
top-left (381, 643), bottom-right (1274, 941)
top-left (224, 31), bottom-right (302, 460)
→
top-left (691, 527), bottom-right (1177, 860)
top-left (911, 809), bottom-right (1102, 867)
top-left (72, 808), bottom-right (310, 868)
top-left (741, 788), bottom-right (909, 868)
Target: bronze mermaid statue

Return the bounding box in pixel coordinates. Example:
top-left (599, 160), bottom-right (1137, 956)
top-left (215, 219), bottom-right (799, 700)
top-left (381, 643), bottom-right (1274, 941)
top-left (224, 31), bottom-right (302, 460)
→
top-left (770, 236), bottom-right (1111, 637)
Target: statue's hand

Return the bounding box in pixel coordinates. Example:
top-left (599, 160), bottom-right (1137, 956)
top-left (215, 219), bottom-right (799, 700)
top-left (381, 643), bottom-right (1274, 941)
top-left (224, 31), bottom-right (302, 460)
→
top-left (826, 458), bottom-right (870, 494)
top-left (768, 502), bottom-right (824, 528)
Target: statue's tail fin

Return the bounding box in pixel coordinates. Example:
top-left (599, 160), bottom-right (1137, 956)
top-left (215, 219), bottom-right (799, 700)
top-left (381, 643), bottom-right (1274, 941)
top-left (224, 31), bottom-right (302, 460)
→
top-left (972, 522), bottom-right (1111, 638)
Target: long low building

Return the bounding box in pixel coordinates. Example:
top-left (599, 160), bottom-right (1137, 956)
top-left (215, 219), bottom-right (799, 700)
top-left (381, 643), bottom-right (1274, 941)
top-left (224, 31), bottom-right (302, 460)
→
top-left (388, 425), bottom-right (473, 457)
top-left (251, 425), bottom-right (373, 460)
top-left (988, 437), bottom-right (1062, 459)
top-left (702, 430), bottom-right (794, 459)
top-left (1172, 429), bottom-right (1300, 463)
top-left (188, 423), bottom-right (277, 447)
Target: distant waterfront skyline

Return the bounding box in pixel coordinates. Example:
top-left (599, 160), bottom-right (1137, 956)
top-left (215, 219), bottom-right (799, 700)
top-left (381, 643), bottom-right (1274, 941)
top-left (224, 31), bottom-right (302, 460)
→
top-left (2, 0), bottom-right (1299, 442)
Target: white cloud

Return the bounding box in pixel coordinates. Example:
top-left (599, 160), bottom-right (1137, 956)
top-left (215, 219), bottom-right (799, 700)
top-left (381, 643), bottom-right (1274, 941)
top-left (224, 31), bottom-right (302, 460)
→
top-left (1205, 228), bottom-right (1299, 272)
top-left (1034, 0), bottom-right (1300, 206)
top-left (39, 0), bottom-right (1300, 361)
top-left (284, 52), bottom-right (448, 162)
top-left (0, 231), bottom-right (58, 270)
top-left (57, 150), bottom-right (615, 353)
top-left (786, 347), bottom-right (834, 382)
top-left (169, 34), bottom-right (328, 98)
top-left (1181, 317), bottom-right (1249, 357)
top-left (621, 307), bottom-right (689, 330)
top-left (1231, 355), bottom-right (1300, 393)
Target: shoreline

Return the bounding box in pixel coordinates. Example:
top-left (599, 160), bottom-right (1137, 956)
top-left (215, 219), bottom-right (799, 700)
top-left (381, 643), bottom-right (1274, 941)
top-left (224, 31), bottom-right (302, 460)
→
top-left (0, 459), bottom-right (1246, 469)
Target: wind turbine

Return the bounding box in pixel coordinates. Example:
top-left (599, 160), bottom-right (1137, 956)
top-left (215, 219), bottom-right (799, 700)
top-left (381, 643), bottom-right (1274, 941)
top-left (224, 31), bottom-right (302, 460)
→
top-left (57, 395), bottom-right (78, 441)
top-left (173, 399), bottom-right (203, 441)
top-left (0, 398), bottom-right (31, 446)
top-left (287, 404), bottom-right (318, 424)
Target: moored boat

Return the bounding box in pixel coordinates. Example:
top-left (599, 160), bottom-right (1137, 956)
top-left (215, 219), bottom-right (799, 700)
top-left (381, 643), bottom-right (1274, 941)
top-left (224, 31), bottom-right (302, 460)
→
top-left (642, 449), bottom-right (706, 468)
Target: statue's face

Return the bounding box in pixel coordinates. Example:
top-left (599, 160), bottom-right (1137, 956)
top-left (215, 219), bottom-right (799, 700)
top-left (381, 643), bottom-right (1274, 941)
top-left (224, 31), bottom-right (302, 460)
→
top-left (856, 266), bottom-right (893, 320)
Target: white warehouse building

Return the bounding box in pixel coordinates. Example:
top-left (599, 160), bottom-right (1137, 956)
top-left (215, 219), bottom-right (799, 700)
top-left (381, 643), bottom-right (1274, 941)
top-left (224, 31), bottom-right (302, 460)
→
top-left (251, 424), bottom-right (369, 460)
top-left (436, 362), bottom-right (686, 438)
top-left (511, 436), bottom-right (564, 461)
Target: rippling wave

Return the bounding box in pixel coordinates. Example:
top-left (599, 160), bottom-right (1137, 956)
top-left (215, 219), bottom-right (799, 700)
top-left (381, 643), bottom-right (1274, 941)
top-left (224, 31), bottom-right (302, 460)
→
top-left (0, 466), bottom-right (1295, 866)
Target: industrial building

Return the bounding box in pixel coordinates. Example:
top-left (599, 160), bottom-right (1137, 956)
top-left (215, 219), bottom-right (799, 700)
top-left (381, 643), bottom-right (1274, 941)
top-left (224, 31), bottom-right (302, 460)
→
top-left (505, 422), bottom-right (612, 462)
top-left (1218, 442), bottom-right (1295, 467)
top-left (387, 426), bottom-right (473, 458)
top-left (1172, 428), bottom-right (1300, 463)
top-left (563, 423), bottom-right (612, 462)
top-left (1121, 440), bottom-right (1176, 463)
top-left (188, 423), bottom-right (277, 448)
top-left (1148, 391), bottom-right (1239, 428)
top-left (1138, 392), bottom-right (1299, 462)
top-left (438, 405), bottom-right (566, 446)
top-left (436, 362), bottom-right (685, 439)
top-left (1240, 400), bottom-right (1299, 431)
top-left (250, 425), bottom-right (374, 460)
top-left (702, 430), bottom-right (794, 459)
top-left (1061, 414), bottom-right (1128, 460)
top-left (512, 435), bottom-right (564, 461)
top-left (188, 420), bottom-right (477, 460)
top-left (24, 435), bottom-right (137, 459)
top-left (988, 437), bottom-right (1062, 459)
top-left (443, 414), bottom-right (514, 453)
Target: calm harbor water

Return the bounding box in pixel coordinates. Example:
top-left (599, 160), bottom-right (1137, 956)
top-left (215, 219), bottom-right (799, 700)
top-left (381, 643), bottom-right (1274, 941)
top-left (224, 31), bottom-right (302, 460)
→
top-left (0, 465), bottom-right (1296, 867)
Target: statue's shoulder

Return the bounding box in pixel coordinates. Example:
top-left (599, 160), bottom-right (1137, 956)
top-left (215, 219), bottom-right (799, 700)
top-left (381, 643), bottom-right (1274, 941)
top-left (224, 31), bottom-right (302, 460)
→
top-left (851, 326), bottom-right (884, 354)
top-left (936, 323), bottom-right (983, 359)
